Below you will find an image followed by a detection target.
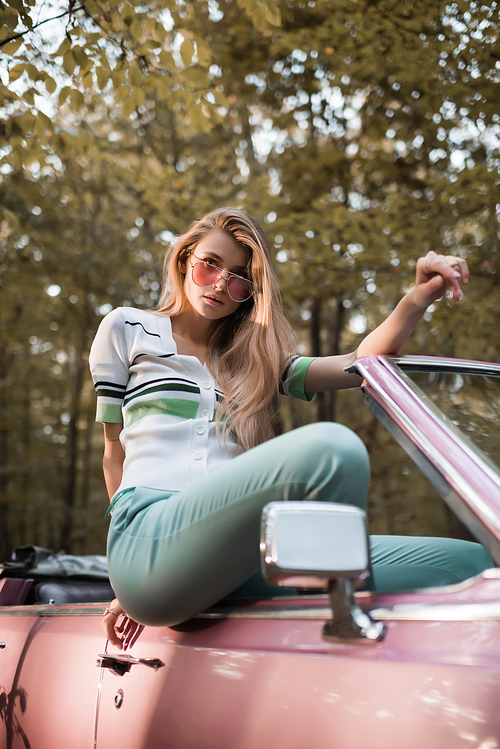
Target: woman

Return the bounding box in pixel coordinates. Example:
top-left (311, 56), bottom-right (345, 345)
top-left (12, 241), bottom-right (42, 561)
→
top-left (90, 207), bottom-right (491, 649)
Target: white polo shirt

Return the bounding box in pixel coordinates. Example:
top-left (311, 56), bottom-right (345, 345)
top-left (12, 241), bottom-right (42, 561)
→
top-left (89, 307), bottom-right (315, 494)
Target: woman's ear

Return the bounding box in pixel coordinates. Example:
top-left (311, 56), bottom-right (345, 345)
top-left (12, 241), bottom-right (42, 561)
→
top-left (179, 251), bottom-right (188, 274)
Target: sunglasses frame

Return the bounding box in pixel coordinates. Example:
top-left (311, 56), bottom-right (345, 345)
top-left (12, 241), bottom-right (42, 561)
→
top-left (190, 255), bottom-right (254, 303)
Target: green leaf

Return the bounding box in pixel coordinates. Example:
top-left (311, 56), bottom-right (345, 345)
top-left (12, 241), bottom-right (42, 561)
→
top-left (109, 12), bottom-right (122, 32)
top-left (18, 110), bottom-right (37, 133)
top-left (121, 95), bottom-right (136, 117)
top-left (81, 72), bottom-right (94, 90)
top-left (2, 38), bottom-right (22, 54)
top-left (115, 85), bottom-right (130, 102)
top-left (58, 86), bottom-right (72, 105)
top-left (45, 75), bottom-right (57, 94)
top-left (111, 67), bottom-right (125, 87)
top-left (156, 79), bottom-right (171, 100)
top-left (9, 63), bottom-right (26, 83)
top-left (54, 37), bottom-right (71, 57)
top-left (22, 89), bottom-right (35, 105)
top-left (183, 67), bottom-right (209, 88)
top-left (72, 46), bottom-right (90, 68)
top-left (194, 38), bottom-right (211, 68)
top-left (25, 63), bottom-right (40, 82)
top-left (2, 6), bottom-right (18, 29)
top-left (34, 111), bottom-right (52, 136)
top-left (128, 65), bottom-right (142, 87)
top-left (158, 50), bottom-right (175, 70)
top-left (129, 18), bottom-right (142, 40)
top-left (95, 67), bottom-right (109, 90)
top-left (69, 89), bottom-right (85, 111)
top-left (180, 39), bottom-right (195, 67)
top-left (264, 0), bottom-right (281, 26)
top-left (62, 50), bottom-right (76, 76)
top-left (131, 87), bottom-right (145, 108)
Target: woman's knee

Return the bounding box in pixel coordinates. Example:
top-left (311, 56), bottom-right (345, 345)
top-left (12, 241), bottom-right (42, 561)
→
top-left (282, 423), bottom-right (369, 508)
top-left (296, 422), bottom-right (370, 476)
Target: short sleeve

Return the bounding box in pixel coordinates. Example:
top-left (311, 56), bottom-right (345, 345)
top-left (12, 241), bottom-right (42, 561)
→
top-left (279, 355), bottom-right (317, 402)
top-left (89, 308), bottom-right (129, 423)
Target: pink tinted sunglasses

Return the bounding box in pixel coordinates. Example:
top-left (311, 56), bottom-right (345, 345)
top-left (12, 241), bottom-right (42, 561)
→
top-left (190, 255), bottom-right (254, 303)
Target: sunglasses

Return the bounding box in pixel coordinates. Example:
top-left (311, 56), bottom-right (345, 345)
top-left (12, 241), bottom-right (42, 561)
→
top-left (190, 255), bottom-right (254, 303)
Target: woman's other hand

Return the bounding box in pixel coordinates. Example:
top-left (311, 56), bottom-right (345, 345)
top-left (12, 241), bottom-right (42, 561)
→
top-left (413, 251), bottom-right (469, 307)
top-left (101, 598), bottom-right (127, 649)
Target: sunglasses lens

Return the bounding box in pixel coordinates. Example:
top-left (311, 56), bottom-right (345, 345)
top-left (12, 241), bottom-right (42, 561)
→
top-left (192, 262), bottom-right (219, 286)
top-left (227, 276), bottom-right (253, 302)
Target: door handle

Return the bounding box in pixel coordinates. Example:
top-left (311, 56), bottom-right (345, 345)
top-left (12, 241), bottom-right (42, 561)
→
top-left (97, 653), bottom-right (164, 676)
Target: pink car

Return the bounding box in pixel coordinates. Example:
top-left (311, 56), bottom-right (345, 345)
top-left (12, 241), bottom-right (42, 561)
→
top-left (1, 355), bottom-right (500, 749)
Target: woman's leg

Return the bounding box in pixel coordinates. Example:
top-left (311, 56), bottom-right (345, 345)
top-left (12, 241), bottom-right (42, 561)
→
top-left (226, 536), bottom-right (494, 599)
top-left (108, 422), bottom-right (370, 626)
top-left (369, 535), bottom-right (494, 592)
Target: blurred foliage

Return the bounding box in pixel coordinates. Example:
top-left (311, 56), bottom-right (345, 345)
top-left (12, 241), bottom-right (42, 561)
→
top-left (0, 0), bottom-right (498, 558)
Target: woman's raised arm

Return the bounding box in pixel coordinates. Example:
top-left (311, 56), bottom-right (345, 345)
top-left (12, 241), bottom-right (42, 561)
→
top-left (304, 251), bottom-right (469, 393)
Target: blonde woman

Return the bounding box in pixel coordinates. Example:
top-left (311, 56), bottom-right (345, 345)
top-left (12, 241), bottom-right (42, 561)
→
top-left (90, 207), bottom-right (491, 648)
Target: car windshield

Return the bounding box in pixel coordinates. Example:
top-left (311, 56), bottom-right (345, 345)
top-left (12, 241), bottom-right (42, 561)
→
top-left (399, 367), bottom-right (500, 477)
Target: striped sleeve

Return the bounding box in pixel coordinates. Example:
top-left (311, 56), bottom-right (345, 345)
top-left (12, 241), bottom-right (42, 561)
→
top-left (89, 308), bottom-right (129, 423)
top-left (279, 355), bottom-right (317, 402)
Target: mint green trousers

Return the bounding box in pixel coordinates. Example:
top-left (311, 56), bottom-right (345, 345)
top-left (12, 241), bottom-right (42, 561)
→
top-left (107, 423), bottom-right (493, 627)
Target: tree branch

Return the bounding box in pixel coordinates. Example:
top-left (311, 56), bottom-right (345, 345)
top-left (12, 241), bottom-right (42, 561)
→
top-left (0, 5), bottom-right (86, 48)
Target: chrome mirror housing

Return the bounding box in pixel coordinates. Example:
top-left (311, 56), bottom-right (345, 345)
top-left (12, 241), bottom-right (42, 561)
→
top-left (260, 502), bottom-right (386, 643)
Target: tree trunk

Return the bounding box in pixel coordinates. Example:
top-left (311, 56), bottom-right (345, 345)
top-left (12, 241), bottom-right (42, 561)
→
top-left (323, 300), bottom-right (345, 423)
top-left (59, 341), bottom-right (85, 553)
top-left (309, 297), bottom-right (327, 421)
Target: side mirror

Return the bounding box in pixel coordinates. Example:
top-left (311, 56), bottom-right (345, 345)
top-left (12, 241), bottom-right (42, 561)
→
top-left (260, 502), bottom-right (385, 643)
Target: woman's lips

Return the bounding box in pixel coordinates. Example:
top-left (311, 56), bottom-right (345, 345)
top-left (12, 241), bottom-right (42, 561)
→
top-left (204, 295), bottom-right (224, 307)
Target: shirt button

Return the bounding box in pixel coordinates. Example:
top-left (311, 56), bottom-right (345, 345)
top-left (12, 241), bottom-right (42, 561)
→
top-left (194, 453), bottom-right (203, 461)
top-left (201, 409), bottom-right (209, 418)
top-left (203, 382), bottom-right (212, 390)
top-left (196, 426), bottom-right (205, 435)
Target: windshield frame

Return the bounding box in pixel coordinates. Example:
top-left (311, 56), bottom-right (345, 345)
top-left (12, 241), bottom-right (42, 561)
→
top-left (350, 355), bottom-right (500, 565)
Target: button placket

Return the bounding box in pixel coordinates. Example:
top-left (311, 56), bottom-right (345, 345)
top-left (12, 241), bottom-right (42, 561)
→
top-left (193, 375), bottom-right (215, 475)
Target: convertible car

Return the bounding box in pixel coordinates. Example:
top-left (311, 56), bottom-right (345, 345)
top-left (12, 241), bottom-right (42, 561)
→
top-left (1, 355), bottom-right (500, 749)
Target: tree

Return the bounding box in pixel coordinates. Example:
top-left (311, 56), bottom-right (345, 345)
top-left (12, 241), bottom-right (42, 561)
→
top-left (0, 0), bottom-right (498, 556)
top-left (0, 0), bottom-right (281, 172)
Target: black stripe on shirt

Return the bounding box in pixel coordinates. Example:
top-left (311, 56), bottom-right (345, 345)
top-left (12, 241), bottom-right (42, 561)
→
top-left (124, 320), bottom-right (161, 338)
top-left (125, 376), bottom-right (200, 397)
top-left (131, 352), bottom-right (176, 365)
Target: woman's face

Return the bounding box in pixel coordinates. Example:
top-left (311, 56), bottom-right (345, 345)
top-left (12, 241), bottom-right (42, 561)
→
top-left (182, 230), bottom-right (250, 322)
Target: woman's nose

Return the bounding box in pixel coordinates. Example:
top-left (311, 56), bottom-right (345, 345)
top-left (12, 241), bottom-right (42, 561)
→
top-left (213, 272), bottom-right (229, 291)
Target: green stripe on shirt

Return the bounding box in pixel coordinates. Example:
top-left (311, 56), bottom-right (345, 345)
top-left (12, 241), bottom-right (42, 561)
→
top-left (96, 403), bottom-right (123, 424)
top-left (125, 397), bottom-right (199, 426)
top-left (287, 356), bottom-right (316, 401)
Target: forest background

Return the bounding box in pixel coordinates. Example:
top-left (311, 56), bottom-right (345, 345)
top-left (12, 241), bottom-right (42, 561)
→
top-left (0, 0), bottom-right (498, 559)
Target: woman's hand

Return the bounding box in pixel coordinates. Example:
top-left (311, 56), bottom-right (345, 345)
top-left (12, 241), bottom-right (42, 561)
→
top-left (413, 251), bottom-right (469, 308)
top-left (101, 598), bottom-right (127, 649)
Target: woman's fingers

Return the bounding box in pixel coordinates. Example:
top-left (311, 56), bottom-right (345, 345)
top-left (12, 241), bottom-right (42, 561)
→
top-left (444, 254), bottom-right (469, 285)
top-left (101, 599), bottom-right (126, 649)
top-left (416, 251), bottom-right (469, 304)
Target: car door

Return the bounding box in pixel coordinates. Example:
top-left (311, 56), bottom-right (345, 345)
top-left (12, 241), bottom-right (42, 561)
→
top-left (0, 603), bottom-right (106, 749)
top-left (92, 579), bottom-right (500, 749)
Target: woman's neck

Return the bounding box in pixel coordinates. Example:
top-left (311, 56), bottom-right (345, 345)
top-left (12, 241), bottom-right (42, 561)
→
top-left (170, 309), bottom-right (215, 363)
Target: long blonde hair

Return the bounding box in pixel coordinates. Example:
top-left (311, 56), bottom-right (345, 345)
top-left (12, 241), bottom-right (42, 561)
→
top-left (157, 207), bottom-right (296, 450)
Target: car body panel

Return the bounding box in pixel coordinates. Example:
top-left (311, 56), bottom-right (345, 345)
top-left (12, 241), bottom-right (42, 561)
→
top-left (3, 585), bottom-right (500, 749)
top-left (0, 610), bottom-right (105, 749)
